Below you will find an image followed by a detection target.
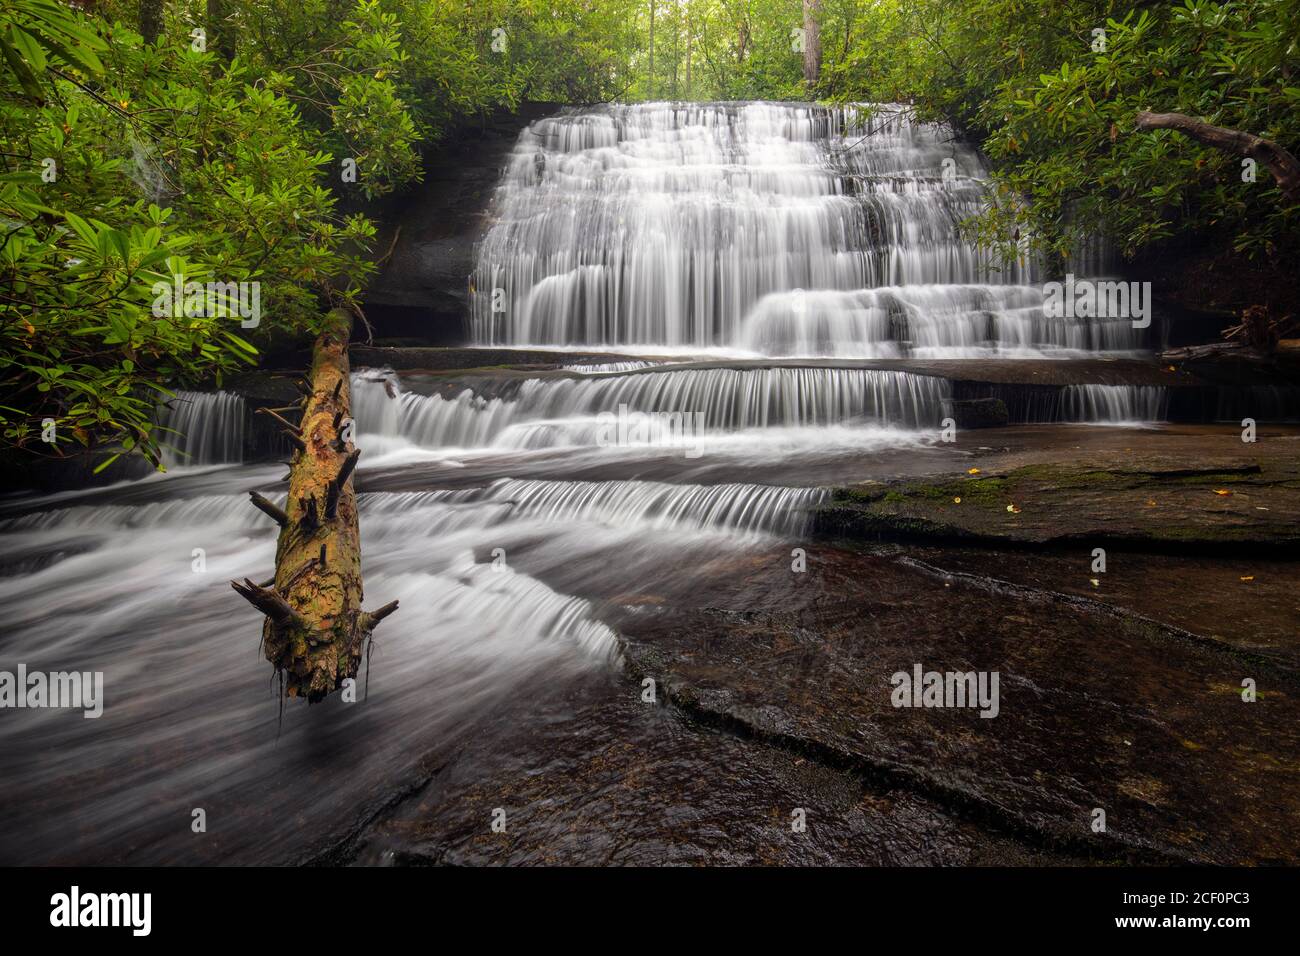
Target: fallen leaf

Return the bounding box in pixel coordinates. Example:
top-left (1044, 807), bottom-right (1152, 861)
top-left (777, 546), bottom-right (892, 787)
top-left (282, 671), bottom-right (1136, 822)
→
top-left (967, 467), bottom-right (981, 475)
top-left (1240, 576), bottom-right (1255, 582)
top-left (1213, 489), bottom-right (1233, 496)
top-left (1006, 503), bottom-right (1021, 514)
top-left (953, 496), bottom-right (962, 504)
top-left (1089, 578), bottom-right (1100, 587)
top-left (1145, 499), bottom-right (1157, 507)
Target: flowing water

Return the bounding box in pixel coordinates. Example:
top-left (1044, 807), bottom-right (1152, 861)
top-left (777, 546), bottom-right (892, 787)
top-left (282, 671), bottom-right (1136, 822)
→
top-left (472, 102), bottom-right (1137, 357)
top-left (0, 102), bottom-right (1170, 864)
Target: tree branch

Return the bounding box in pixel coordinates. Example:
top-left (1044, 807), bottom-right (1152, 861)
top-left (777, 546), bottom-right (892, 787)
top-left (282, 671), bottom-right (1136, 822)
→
top-left (1135, 111), bottom-right (1300, 203)
top-left (231, 578), bottom-right (302, 628)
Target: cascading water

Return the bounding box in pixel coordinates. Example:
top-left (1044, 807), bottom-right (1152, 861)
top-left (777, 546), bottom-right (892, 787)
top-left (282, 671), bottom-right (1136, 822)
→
top-left (351, 365), bottom-right (951, 456)
top-left (1057, 385), bottom-right (1169, 424)
top-left (156, 390), bottom-right (246, 467)
top-left (471, 102), bottom-right (1141, 358)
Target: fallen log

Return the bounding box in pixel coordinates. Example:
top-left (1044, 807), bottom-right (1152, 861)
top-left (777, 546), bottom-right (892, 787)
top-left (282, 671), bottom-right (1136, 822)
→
top-left (232, 309), bottom-right (397, 702)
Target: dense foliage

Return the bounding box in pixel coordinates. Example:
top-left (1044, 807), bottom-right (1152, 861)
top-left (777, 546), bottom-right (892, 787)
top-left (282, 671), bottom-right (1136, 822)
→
top-left (0, 0), bottom-right (638, 466)
top-left (632, 0), bottom-right (1299, 272)
top-left (3, 0), bottom-right (1295, 468)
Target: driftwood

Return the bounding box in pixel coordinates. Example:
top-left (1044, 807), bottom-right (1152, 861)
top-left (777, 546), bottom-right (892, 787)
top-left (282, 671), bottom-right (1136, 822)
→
top-left (232, 309), bottom-right (397, 702)
top-left (1134, 111), bottom-right (1300, 203)
top-left (1160, 342), bottom-right (1270, 363)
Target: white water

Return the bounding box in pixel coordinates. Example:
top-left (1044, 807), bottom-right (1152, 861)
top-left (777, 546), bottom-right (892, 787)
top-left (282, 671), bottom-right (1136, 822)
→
top-left (156, 390), bottom-right (246, 467)
top-left (352, 365), bottom-right (950, 458)
top-left (1058, 385), bottom-right (1169, 424)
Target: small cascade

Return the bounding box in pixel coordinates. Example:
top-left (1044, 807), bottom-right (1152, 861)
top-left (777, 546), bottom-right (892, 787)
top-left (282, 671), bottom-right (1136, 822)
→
top-left (156, 391), bottom-right (246, 467)
top-left (559, 360), bottom-right (663, 374)
top-left (0, 494), bottom-right (262, 535)
top-left (363, 478), bottom-right (827, 538)
top-left (739, 285), bottom-right (1141, 357)
top-left (352, 366), bottom-right (951, 451)
top-left (1057, 385), bottom-right (1169, 423)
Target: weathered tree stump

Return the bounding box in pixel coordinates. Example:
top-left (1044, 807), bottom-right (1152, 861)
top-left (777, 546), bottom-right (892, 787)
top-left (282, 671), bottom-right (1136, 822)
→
top-left (232, 309), bottom-right (397, 702)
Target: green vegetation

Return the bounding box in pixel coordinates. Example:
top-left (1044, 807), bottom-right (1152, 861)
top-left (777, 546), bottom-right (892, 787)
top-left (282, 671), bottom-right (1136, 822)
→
top-left (3, 0), bottom-right (1295, 468)
top-left (630, 1), bottom-right (1299, 269)
top-left (0, 0), bottom-right (638, 466)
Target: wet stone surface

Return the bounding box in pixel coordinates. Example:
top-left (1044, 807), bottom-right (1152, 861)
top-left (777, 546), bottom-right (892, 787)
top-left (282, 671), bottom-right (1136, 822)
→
top-left (344, 539), bottom-right (1300, 867)
top-left (818, 450), bottom-right (1300, 551)
top-left (601, 547), bottom-right (1300, 865)
top-left (348, 672), bottom-right (1082, 866)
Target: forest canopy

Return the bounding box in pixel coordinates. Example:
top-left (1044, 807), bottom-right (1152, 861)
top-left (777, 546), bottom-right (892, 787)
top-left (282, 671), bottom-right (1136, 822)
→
top-left (2, 0), bottom-right (1297, 466)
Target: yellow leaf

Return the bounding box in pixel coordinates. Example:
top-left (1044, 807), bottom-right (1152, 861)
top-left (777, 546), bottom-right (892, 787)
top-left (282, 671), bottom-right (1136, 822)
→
top-left (1089, 578), bottom-right (1100, 587)
top-left (1145, 499), bottom-right (1157, 507)
top-left (953, 497), bottom-right (962, 504)
top-left (1213, 489), bottom-right (1232, 496)
top-left (1240, 576), bottom-right (1254, 582)
top-left (967, 467), bottom-right (981, 475)
top-left (1006, 503), bottom-right (1021, 514)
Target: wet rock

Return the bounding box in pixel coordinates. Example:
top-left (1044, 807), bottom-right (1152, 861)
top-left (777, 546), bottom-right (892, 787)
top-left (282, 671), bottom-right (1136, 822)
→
top-left (361, 104), bottom-right (565, 344)
top-left (949, 397), bottom-right (1009, 429)
top-left (346, 677), bottom-right (1083, 866)
top-left (612, 547), bottom-right (1300, 865)
top-left (817, 458), bottom-right (1300, 553)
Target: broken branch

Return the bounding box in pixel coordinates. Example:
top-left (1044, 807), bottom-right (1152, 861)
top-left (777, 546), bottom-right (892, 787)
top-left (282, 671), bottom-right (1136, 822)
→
top-left (249, 491), bottom-right (289, 527)
top-left (231, 578), bottom-right (301, 628)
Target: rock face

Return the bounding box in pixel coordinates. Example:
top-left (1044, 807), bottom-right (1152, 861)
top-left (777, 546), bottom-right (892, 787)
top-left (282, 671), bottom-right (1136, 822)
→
top-left (362, 104), bottom-right (563, 344)
top-left (949, 397), bottom-right (1009, 429)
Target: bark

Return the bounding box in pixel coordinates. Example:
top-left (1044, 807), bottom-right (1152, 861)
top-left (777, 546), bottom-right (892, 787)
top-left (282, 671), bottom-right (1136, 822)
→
top-left (139, 0), bottom-right (162, 45)
top-left (1134, 111), bottom-right (1300, 203)
top-left (684, 13), bottom-right (692, 95)
top-left (206, 0), bottom-right (235, 61)
top-left (802, 0), bottom-right (822, 89)
top-left (648, 0), bottom-right (656, 99)
top-left (232, 309), bottom-right (397, 702)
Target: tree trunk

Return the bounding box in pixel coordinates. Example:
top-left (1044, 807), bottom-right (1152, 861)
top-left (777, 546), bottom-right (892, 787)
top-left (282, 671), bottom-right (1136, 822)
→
top-left (1134, 111), bottom-right (1300, 203)
top-left (232, 310), bottom-right (397, 703)
top-left (206, 0), bottom-right (235, 61)
top-left (648, 0), bottom-right (656, 99)
top-left (802, 0), bottom-right (822, 89)
top-left (139, 0), bottom-right (162, 45)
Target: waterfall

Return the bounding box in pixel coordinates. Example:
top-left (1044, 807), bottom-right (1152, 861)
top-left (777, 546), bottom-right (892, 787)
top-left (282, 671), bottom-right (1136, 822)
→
top-left (1057, 385), bottom-right (1169, 424)
top-left (559, 360), bottom-right (663, 374)
top-left (471, 102), bottom-right (1140, 356)
top-left (156, 390), bottom-right (246, 467)
top-left (352, 366), bottom-right (951, 452)
top-left (738, 285), bottom-right (1138, 357)
top-left (453, 478), bottom-right (825, 537)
